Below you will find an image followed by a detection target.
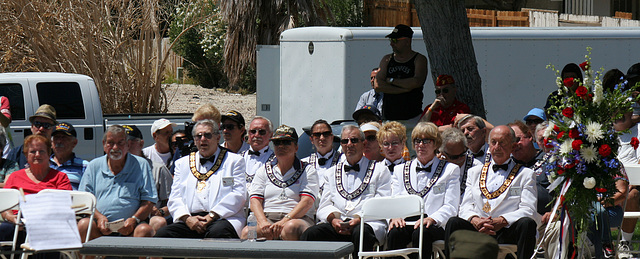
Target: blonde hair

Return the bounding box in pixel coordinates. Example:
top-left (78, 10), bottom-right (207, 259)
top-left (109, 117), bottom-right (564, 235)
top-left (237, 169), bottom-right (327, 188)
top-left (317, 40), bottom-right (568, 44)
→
top-left (377, 121), bottom-right (407, 145)
top-left (192, 104), bottom-right (221, 124)
top-left (411, 122), bottom-right (441, 148)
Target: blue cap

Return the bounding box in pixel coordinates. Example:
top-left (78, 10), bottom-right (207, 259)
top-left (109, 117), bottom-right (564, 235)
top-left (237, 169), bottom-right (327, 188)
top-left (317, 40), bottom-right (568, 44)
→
top-left (523, 108), bottom-right (546, 121)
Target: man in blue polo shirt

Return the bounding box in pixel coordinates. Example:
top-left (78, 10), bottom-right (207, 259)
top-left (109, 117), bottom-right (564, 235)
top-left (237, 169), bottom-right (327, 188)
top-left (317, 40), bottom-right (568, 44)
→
top-left (78, 125), bottom-right (158, 241)
top-left (50, 122), bottom-right (88, 190)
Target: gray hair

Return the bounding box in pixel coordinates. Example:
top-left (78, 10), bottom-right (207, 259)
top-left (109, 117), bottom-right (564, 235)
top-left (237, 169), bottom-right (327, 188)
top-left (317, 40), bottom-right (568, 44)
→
top-left (192, 119), bottom-right (220, 136)
top-left (439, 127), bottom-right (467, 153)
top-left (251, 116), bottom-right (274, 133)
top-left (103, 125), bottom-right (126, 141)
top-left (456, 115), bottom-right (486, 129)
top-left (535, 121), bottom-right (549, 136)
top-left (341, 124), bottom-right (365, 140)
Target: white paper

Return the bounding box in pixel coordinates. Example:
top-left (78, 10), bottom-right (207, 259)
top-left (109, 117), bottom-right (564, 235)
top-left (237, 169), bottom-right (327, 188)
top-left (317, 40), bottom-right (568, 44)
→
top-left (106, 218), bottom-right (125, 232)
top-left (19, 192), bottom-right (82, 251)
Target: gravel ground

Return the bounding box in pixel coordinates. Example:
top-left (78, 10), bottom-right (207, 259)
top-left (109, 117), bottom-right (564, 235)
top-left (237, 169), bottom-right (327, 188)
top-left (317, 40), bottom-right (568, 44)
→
top-left (164, 83), bottom-right (257, 120)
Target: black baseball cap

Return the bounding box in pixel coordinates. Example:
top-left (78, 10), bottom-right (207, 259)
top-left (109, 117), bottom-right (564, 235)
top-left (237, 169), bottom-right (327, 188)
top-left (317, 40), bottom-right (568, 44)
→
top-left (221, 110), bottom-right (245, 126)
top-left (386, 24), bottom-right (413, 39)
top-left (123, 125), bottom-right (143, 140)
top-left (53, 122), bottom-right (76, 137)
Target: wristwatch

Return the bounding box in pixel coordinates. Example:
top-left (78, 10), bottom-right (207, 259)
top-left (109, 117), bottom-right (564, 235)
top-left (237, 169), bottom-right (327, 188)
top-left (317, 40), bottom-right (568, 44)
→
top-left (131, 215), bottom-right (141, 224)
top-left (209, 211), bottom-right (220, 221)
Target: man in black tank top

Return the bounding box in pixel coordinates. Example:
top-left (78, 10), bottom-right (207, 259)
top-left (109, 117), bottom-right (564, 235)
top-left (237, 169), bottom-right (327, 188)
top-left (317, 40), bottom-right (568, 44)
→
top-left (375, 24), bottom-right (428, 121)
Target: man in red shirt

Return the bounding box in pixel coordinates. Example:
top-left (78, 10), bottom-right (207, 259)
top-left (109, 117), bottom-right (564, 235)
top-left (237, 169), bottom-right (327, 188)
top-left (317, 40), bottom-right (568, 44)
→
top-left (420, 75), bottom-right (470, 129)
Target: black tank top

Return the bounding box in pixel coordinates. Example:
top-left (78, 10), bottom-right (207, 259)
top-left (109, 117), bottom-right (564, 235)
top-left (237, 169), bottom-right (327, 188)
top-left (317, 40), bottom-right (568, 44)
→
top-left (383, 53), bottom-right (424, 120)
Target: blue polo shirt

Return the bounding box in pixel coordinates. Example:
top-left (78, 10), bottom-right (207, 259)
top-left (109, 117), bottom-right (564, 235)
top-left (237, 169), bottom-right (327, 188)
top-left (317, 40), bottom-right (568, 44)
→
top-left (50, 153), bottom-right (88, 190)
top-left (79, 153), bottom-right (158, 221)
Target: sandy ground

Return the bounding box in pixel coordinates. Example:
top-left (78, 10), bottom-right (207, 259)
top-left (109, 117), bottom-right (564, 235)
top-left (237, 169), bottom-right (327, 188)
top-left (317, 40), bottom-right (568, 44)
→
top-left (164, 83), bottom-right (257, 120)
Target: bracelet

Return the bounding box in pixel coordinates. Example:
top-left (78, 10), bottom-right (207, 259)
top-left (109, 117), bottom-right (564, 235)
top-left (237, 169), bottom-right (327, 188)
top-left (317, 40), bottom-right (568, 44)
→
top-left (427, 106), bottom-right (432, 112)
top-left (131, 215), bottom-right (141, 224)
top-left (284, 214), bottom-right (292, 219)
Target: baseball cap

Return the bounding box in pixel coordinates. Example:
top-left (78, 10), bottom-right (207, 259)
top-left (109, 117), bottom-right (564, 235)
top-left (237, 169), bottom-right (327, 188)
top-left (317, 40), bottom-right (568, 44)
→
top-left (386, 24), bottom-right (413, 39)
top-left (29, 104), bottom-right (57, 124)
top-left (352, 105), bottom-right (382, 121)
top-left (271, 125), bottom-right (298, 142)
top-left (449, 230), bottom-right (499, 259)
top-left (123, 125), bottom-right (143, 140)
top-left (151, 118), bottom-right (177, 134)
top-left (436, 75), bottom-right (455, 86)
top-left (523, 108), bottom-right (546, 121)
top-left (221, 110), bottom-right (245, 126)
top-left (52, 122), bottom-right (76, 137)
top-left (360, 123), bottom-right (379, 133)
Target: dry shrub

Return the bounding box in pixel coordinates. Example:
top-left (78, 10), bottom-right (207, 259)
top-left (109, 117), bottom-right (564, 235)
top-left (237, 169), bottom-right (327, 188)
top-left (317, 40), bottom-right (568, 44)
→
top-left (0, 0), bottom-right (208, 113)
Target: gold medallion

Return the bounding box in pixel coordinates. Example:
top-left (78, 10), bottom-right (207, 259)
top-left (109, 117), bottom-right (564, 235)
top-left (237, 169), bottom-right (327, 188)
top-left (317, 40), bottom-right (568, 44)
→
top-left (483, 201), bottom-right (491, 213)
top-left (197, 181), bottom-right (207, 193)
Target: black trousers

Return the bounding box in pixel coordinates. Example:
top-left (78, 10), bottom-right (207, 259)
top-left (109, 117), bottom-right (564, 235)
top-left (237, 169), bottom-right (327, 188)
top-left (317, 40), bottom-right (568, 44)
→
top-left (154, 218), bottom-right (238, 239)
top-left (301, 222), bottom-right (377, 258)
top-left (444, 216), bottom-right (537, 259)
top-left (387, 219), bottom-right (445, 259)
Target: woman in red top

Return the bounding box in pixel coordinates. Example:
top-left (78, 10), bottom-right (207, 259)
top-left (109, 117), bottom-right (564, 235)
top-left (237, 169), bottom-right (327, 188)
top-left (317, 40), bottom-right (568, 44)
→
top-left (0, 134), bottom-right (71, 242)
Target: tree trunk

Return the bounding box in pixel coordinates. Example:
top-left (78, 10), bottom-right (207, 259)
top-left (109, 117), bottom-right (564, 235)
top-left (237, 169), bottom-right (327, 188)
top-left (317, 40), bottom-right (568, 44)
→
top-left (414, 0), bottom-right (486, 118)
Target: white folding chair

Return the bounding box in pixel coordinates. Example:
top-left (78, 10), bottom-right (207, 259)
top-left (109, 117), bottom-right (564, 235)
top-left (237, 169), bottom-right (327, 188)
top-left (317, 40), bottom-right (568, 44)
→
top-left (0, 189), bottom-right (22, 259)
top-left (617, 163), bottom-right (640, 257)
top-left (358, 195), bottom-right (424, 259)
top-left (20, 190), bottom-right (96, 259)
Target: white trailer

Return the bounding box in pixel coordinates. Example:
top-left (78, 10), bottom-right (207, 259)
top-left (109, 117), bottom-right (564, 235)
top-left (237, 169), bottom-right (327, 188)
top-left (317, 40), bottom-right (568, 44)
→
top-left (257, 26), bottom-right (640, 132)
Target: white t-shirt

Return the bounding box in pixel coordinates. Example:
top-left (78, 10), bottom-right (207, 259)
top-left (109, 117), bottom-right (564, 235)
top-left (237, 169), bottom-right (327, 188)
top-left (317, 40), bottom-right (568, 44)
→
top-left (143, 144), bottom-right (172, 166)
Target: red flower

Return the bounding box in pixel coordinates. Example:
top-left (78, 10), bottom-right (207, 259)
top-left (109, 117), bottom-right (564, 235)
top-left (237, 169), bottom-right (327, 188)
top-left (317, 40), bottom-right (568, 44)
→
top-left (598, 144), bottom-right (612, 157)
top-left (595, 187), bottom-right (607, 193)
top-left (572, 139), bottom-right (583, 150)
top-left (579, 61), bottom-right (588, 71)
top-left (564, 163), bottom-right (576, 169)
top-left (544, 138), bottom-right (554, 149)
top-left (631, 137), bottom-right (639, 150)
top-left (575, 86), bottom-right (588, 97)
top-left (557, 131), bottom-right (565, 140)
top-left (557, 168), bottom-right (565, 175)
top-left (569, 128), bottom-right (580, 139)
top-left (553, 125), bottom-right (560, 132)
top-left (563, 77), bottom-right (575, 88)
top-left (562, 107), bottom-right (574, 118)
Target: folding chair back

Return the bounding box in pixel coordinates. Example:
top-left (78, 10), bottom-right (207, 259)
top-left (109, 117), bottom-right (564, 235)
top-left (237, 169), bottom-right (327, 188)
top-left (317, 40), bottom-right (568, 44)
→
top-left (359, 195), bottom-right (424, 259)
top-left (0, 189), bottom-right (22, 259)
top-left (617, 164), bottom-right (640, 257)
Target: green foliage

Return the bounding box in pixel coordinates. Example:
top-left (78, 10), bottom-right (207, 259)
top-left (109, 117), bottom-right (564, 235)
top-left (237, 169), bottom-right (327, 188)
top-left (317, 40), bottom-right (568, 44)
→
top-left (323, 0), bottom-right (364, 27)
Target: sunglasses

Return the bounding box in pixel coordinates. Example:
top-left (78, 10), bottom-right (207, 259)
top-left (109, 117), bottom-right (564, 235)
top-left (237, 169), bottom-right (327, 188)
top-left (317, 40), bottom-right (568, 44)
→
top-left (382, 141), bottom-right (401, 148)
top-left (435, 88), bottom-right (450, 95)
top-left (249, 129), bottom-right (268, 136)
top-left (194, 133), bottom-right (214, 140)
top-left (389, 37), bottom-right (406, 43)
top-left (272, 139), bottom-right (294, 146)
top-left (525, 119), bottom-right (544, 125)
top-left (413, 138), bottom-right (433, 145)
top-left (220, 124), bottom-right (238, 130)
top-left (444, 149), bottom-right (468, 160)
top-left (33, 121), bottom-right (54, 130)
top-left (365, 135), bottom-right (377, 142)
top-left (340, 138), bottom-right (362, 144)
top-left (312, 131), bottom-right (332, 138)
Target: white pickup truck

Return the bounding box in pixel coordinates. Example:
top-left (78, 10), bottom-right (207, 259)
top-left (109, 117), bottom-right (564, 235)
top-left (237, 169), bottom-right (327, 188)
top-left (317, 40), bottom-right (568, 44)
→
top-left (0, 72), bottom-right (192, 159)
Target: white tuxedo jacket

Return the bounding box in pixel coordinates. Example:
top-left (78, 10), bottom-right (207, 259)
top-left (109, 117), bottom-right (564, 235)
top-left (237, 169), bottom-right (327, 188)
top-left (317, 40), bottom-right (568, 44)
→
top-left (459, 159), bottom-right (537, 227)
top-left (168, 149), bottom-right (247, 236)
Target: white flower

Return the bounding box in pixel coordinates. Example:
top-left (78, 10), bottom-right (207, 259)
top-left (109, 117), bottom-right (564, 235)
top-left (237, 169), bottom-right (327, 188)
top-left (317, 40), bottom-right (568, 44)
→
top-left (593, 80), bottom-right (603, 104)
top-left (580, 145), bottom-right (598, 163)
top-left (585, 121), bottom-right (604, 143)
top-left (560, 140), bottom-right (572, 155)
top-left (544, 122), bottom-right (555, 138)
top-left (583, 177), bottom-right (596, 189)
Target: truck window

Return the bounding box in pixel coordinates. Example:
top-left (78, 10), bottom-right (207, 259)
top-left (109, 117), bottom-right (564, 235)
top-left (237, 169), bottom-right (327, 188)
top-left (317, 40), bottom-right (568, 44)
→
top-left (0, 84), bottom-right (26, 121)
top-left (37, 82), bottom-right (85, 120)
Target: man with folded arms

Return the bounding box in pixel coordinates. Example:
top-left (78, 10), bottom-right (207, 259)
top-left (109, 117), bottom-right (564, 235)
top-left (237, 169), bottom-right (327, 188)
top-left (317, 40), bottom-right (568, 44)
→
top-left (155, 119), bottom-right (246, 238)
top-left (444, 125), bottom-right (537, 259)
top-left (301, 125), bottom-right (392, 258)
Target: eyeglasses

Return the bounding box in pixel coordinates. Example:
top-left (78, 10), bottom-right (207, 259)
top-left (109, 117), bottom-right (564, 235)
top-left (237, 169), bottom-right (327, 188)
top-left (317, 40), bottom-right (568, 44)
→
top-left (33, 121), bottom-right (54, 130)
top-left (413, 138), bottom-right (433, 145)
top-left (435, 88), bottom-right (450, 95)
top-left (272, 139), bottom-right (293, 146)
top-left (365, 135), bottom-right (377, 142)
top-left (249, 129), bottom-right (268, 136)
top-left (340, 138), bottom-right (362, 144)
top-left (444, 149), bottom-right (468, 160)
top-left (194, 133), bottom-right (214, 140)
top-left (525, 119), bottom-right (544, 125)
top-left (312, 131), bottom-right (332, 138)
top-left (220, 124), bottom-right (238, 130)
top-left (382, 141), bottom-right (401, 148)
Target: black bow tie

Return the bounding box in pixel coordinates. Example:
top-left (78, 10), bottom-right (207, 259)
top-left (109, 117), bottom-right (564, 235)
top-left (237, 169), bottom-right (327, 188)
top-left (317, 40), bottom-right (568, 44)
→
top-left (416, 165), bottom-right (431, 172)
top-left (318, 158), bottom-right (328, 166)
top-left (493, 164), bottom-right (509, 171)
top-left (201, 156), bottom-right (216, 165)
top-left (473, 150), bottom-right (485, 158)
top-left (387, 164), bottom-right (395, 172)
top-left (248, 150), bottom-right (260, 156)
top-left (344, 164), bottom-right (360, 172)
